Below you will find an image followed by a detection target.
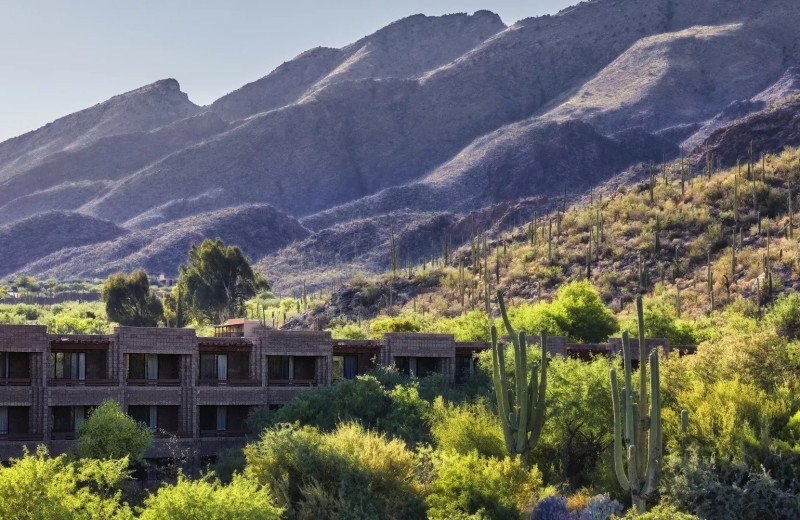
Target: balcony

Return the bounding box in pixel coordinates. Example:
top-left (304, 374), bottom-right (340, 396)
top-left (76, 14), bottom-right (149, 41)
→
top-left (267, 356), bottom-right (317, 386)
top-left (126, 378), bottom-right (180, 387)
top-left (50, 350), bottom-right (113, 386)
top-left (198, 352), bottom-right (254, 386)
top-left (48, 379), bottom-right (118, 386)
top-left (196, 378), bottom-right (260, 387)
top-left (198, 405), bottom-right (250, 437)
top-left (0, 377), bottom-right (32, 386)
top-left (126, 353), bottom-right (180, 386)
top-left (0, 433), bottom-right (43, 441)
top-left (0, 352), bottom-right (31, 386)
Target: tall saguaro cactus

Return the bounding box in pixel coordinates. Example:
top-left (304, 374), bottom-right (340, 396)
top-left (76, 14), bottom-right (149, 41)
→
top-left (609, 295), bottom-right (662, 512)
top-left (491, 290), bottom-right (547, 457)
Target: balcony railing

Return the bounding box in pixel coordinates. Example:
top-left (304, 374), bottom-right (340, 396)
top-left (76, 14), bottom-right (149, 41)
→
top-left (0, 433), bottom-right (43, 441)
top-left (153, 430), bottom-right (192, 439)
top-left (267, 379), bottom-right (317, 387)
top-left (50, 431), bottom-right (78, 440)
top-left (199, 429), bottom-right (246, 438)
top-left (0, 377), bottom-right (31, 386)
top-left (48, 379), bottom-right (119, 386)
top-left (197, 379), bottom-right (260, 387)
top-left (126, 379), bottom-right (181, 387)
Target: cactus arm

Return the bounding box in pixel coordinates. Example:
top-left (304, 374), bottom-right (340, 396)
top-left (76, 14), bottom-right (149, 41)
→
top-left (644, 352), bottom-right (662, 496)
top-left (491, 326), bottom-right (515, 453)
top-left (527, 364), bottom-right (539, 431)
top-left (515, 331), bottom-right (529, 453)
top-left (529, 330), bottom-right (548, 447)
top-left (636, 295), bottom-right (648, 477)
top-left (622, 332), bottom-right (635, 447)
top-left (497, 291), bottom-right (517, 341)
top-left (610, 367), bottom-right (630, 491)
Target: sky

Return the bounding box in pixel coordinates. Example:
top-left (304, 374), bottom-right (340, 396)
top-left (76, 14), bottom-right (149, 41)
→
top-left (0, 1), bottom-right (576, 142)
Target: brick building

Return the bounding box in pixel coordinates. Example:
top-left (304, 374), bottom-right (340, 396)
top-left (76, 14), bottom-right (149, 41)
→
top-left (0, 322), bottom-right (691, 464)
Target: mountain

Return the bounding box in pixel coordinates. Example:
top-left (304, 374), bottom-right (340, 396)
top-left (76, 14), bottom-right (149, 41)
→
top-left (0, 212), bottom-right (126, 279)
top-left (12, 205), bottom-right (309, 281)
top-left (3, 0), bottom-right (800, 287)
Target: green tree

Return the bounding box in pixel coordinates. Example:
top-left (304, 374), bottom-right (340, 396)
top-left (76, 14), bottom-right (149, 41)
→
top-left (178, 239), bottom-right (267, 324)
top-left (0, 446), bottom-right (133, 520)
top-left (102, 270), bottom-right (163, 327)
top-left (548, 280), bottom-right (618, 343)
top-left (138, 474), bottom-right (282, 520)
top-left (14, 275), bottom-right (39, 294)
top-left (75, 401), bottom-right (151, 464)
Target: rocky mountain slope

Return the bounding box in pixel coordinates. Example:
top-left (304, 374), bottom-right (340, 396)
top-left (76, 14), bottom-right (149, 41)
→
top-left (3, 0), bottom-right (800, 287)
top-left (12, 205), bottom-right (308, 281)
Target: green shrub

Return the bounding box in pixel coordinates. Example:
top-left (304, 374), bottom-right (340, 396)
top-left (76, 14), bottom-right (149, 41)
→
top-left (138, 474), bottom-right (282, 520)
top-left (245, 423), bottom-right (424, 519)
top-left (426, 449), bottom-right (541, 520)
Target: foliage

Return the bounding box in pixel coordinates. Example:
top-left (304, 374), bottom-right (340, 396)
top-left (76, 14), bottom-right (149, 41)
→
top-left (102, 270), bottom-right (163, 327)
top-left (75, 400), bottom-right (152, 464)
top-left (0, 446), bottom-right (133, 520)
top-left (426, 449), bottom-right (542, 520)
top-left (767, 292), bottom-right (800, 341)
top-left (660, 450), bottom-right (800, 520)
top-left (177, 239), bottom-right (268, 324)
top-left (137, 473), bottom-right (282, 520)
top-left (429, 397), bottom-right (506, 459)
top-left (329, 321), bottom-right (368, 339)
top-left (530, 496), bottom-right (569, 520)
top-left (500, 281), bottom-right (618, 343)
top-left (252, 374), bottom-right (432, 445)
top-left (244, 422), bottom-right (424, 519)
top-left (619, 296), bottom-right (697, 346)
top-left (433, 310), bottom-right (492, 341)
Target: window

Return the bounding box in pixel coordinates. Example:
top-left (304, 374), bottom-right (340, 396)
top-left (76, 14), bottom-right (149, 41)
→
top-left (200, 354), bottom-right (227, 380)
top-left (293, 357), bottom-right (316, 381)
top-left (0, 353), bottom-right (7, 379)
top-left (0, 407), bottom-right (7, 435)
top-left (52, 406), bottom-right (90, 433)
top-left (268, 356), bottom-right (290, 381)
top-left (49, 352), bottom-right (85, 380)
top-left (343, 356), bottom-right (358, 380)
top-left (129, 406), bottom-right (179, 433)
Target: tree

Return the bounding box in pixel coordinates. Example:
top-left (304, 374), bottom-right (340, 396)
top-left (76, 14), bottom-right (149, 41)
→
top-left (75, 400), bottom-right (151, 464)
top-left (0, 446), bottom-right (133, 520)
top-left (178, 239), bottom-right (268, 324)
top-left (14, 275), bottom-right (39, 294)
top-left (138, 474), bottom-right (282, 520)
top-left (548, 281), bottom-right (619, 343)
top-left (102, 270), bottom-right (163, 327)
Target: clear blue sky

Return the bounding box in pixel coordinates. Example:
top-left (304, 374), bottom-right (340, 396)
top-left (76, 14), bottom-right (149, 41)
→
top-left (0, 1), bottom-right (575, 142)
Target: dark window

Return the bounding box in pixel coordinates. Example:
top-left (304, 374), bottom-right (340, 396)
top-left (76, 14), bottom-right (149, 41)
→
top-left (294, 357), bottom-right (316, 381)
top-left (417, 357), bottom-right (440, 378)
top-left (127, 354), bottom-right (146, 379)
top-left (227, 352), bottom-right (249, 380)
top-left (343, 355), bottom-right (359, 380)
top-left (268, 356), bottom-right (290, 381)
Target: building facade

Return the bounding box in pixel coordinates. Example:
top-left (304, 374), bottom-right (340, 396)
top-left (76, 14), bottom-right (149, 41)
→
top-left (0, 322), bottom-right (690, 463)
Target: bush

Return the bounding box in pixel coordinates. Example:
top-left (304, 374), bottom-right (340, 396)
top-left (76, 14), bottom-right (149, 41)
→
top-left (0, 446), bottom-right (133, 520)
top-left (76, 400), bottom-right (152, 464)
top-left (245, 423), bottom-right (425, 519)
top-left (138, 473), bottom-right (282, 520)
top-left (429, 398), bottom-right (505, 459)
top-left (661, 451), bottom-right (800, 520)
top-left (426, 449), bottom-right (542, 520)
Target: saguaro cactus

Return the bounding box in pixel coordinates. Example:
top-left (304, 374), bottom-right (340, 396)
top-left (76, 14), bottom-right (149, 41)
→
top-left (609, 295), bottom-right (662, 512)
top-left (491, 290), bottom-right (547, 457)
